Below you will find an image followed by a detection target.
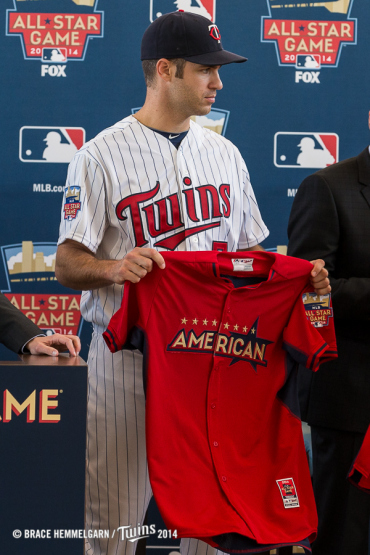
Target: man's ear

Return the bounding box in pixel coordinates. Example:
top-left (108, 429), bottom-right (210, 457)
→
top-left (156, 59), bottom-right (175, 82)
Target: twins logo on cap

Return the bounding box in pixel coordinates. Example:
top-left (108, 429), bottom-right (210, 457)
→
top-left (208, 23), bottom-right (221, 41)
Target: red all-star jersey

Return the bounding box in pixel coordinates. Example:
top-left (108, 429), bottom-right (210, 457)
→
top-left (103, 251), bottom-right (337, 554)
top-left (348, 425), bottom-right (370, 493)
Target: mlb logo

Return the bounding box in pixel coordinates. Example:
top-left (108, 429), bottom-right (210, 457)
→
top-left (296, 54), bottom-right (321, 70)
top-left (19, 126), bottom-right (85, 163)
top-left (42, 48), bottom-right (67, 63)
top-left (274, 132), bottom-right (338, 169)
top-left (150, 0), bottom-right (216, 22)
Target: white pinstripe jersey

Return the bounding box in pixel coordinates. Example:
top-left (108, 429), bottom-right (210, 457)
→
top-left (58, 115), bottom-right (269, 330)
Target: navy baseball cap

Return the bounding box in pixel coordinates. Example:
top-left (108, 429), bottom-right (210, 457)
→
top-left (141, 11), bottom-right (247, 66)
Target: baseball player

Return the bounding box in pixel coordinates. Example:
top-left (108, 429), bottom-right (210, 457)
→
top-left (55, 11), bottom-right (330, 555)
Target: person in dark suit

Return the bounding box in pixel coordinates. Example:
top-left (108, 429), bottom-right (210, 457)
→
top-left (287, 123), bottom-right (370, 555)
top-left (0, 292), bottom-right (81, 356)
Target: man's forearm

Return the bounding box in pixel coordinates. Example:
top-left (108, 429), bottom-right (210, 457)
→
top-left (55, 241), bottom-right (118, 291)
top-left (56, 240), bottom-right (166, 290)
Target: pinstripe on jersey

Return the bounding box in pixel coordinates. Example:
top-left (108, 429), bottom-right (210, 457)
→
top-left (58, 116), bottom-right (269, 331)
top-left (57, 115), bottom-right (269, 555)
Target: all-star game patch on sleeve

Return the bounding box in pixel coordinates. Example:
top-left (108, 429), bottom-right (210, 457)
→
top-left (348, 425), bottom-right (370, 493)
top-left (283, 288), bottom-right (337, 371)
top-left (58, 151), bottom-right (108, 254)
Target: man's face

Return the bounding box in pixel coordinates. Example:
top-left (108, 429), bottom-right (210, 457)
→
top-left (168, 61), bottom-right (223, 118)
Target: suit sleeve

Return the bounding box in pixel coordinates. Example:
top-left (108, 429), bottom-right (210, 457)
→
top-left (103, 268), bottom-right (162, 353)
top-left (283, 286), bottom-right (337, 372)
top-left (0, 292), bottom-right (43, 353)
top-left (348, 424), bottom-right (370, 492)
top-left (287, 173), bottom-right (370, 320)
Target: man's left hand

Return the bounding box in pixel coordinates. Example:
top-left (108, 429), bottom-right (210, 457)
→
top-left (310, 259), bottom-right (331, 295)
top-left (25, 334), bottom-right (81, 357)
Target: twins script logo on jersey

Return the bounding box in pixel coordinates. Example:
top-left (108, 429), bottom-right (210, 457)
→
top-left (302, 292), bottom-right (333, 328)
top-left (274, 132), bottom-right (338, 168)
top-left (19, 126), bottom-right (85, 163)
top-left (1, 241), bottom-right (83, 336)
top-left (6, 0), bottom-right (104, 74)
top-left (150, 0), bottom-right (216, 22)
top-left (261, 0), bottom-right (357, 82)
top-left (168, 316), bottom-right (273, 371)
top-left (116, 178), bottom-right (231, 250)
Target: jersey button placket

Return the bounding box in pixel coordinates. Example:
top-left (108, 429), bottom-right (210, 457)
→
top-left (207, 352), bottom-right (221, 476)
top-left (212, 293), bottom-right (232, 490)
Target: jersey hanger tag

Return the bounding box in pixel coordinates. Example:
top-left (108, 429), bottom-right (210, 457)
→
top-left (231, 258), bottom-right (254, 272)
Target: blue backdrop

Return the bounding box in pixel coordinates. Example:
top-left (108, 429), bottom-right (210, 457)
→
top-left (1, 0), bottom-right (369, 549)
top-left (1, 0), bottom-right (369, 362)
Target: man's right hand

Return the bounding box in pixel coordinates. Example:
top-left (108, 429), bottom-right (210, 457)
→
top-left (110, 247), bottom-right (166, 284)
top-left (55, 240), bottom-right (166, 291)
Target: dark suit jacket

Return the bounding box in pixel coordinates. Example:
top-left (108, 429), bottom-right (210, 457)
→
top-left (0, 292), bottom-right (42, 353)
top-left (287, 147), bottom-right (370, 433)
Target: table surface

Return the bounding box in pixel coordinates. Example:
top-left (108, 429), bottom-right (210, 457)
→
top-left (0, 353), bottom-right (87, 366)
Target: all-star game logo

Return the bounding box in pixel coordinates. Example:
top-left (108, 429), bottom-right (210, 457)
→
top-left (167, 316), bottom-right (273, 371)
top-left (64, 185), bottom-right (81, 220)
top-left (261, 0), bottom-right (357, 83)
top-left (1, 241), bottom-right (83, 336)
top-left (6, 0), bottom-right (104, 77)
top-left (302, 292), bottom-right (333, 328)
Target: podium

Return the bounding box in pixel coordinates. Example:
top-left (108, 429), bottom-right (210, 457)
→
top-left (0, 354), bottom-right (88, 554)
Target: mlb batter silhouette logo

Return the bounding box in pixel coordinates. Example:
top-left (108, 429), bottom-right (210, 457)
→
top-left (296, 54), bottom-right (321, 69)
top-left (19, 126), bottom-right (85, 163)
top-left (274, 132), bottom-right (338, 168)
top-left (42, 48), bottom-right (67, 63)
top-left (150, 0), bottom-right (215, 21)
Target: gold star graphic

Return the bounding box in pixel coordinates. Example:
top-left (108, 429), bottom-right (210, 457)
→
top-left (224, 322), bottom-right (230, 330)
top-left (181, 317), bottom-right (188, 324)
top-left (203, 318), bottom-right (208, 325)
top-left (234, 324), bottom-right (239, 331)
top-left (243, 326), bottom-right (248, 333)
top-left (251, 328), bottom-right (256, 334)
top-left (212, 319), bottom-right (218, 326)
top-left (193, 318), bottom-right (198, 325)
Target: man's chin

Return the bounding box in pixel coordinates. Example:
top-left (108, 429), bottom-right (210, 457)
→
top-left (193, 106), bottom-right (213, 117)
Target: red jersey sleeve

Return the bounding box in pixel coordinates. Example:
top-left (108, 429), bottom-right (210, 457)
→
top-left (348, 425), bottom-right (370, 493)
top-left (103, 266), bottom-right (163, 353)
top-left (283, 288), bottom-right (337, 371)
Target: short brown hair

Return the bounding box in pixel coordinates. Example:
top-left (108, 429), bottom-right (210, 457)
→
top-left (142, 58), bottom-right (186, 87)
